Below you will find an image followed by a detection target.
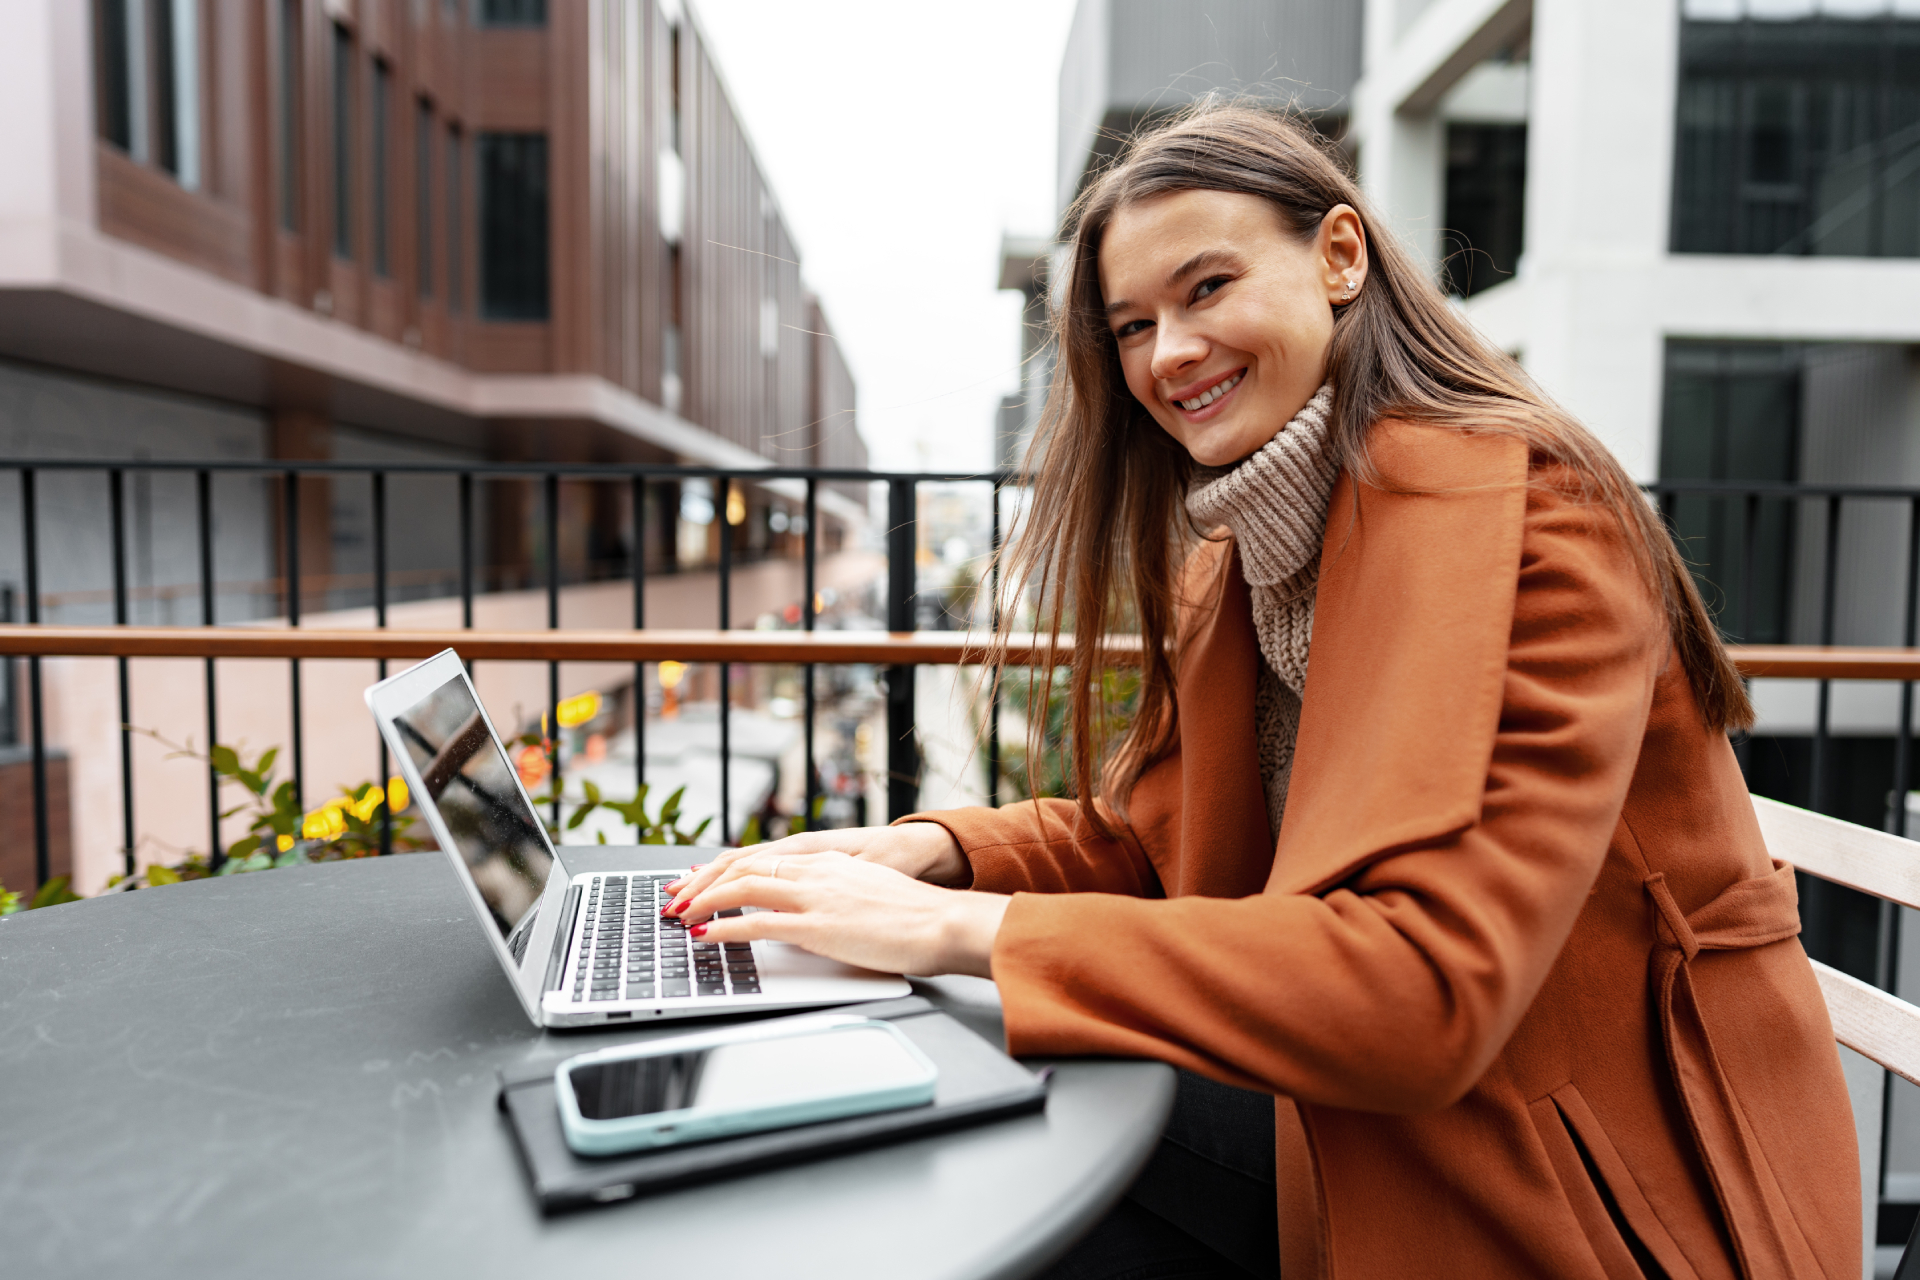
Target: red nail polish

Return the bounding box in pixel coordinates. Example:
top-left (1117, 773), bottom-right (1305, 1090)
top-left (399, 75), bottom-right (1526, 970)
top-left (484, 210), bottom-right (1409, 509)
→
top-left (689, 922), bottom-right (707, 938)
top-left (691, 863), bottom-right (706, 871)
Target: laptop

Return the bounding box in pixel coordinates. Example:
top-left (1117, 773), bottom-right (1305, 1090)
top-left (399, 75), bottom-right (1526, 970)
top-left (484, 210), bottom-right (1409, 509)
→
top-left (365, 648), bottom-right (911, 1028)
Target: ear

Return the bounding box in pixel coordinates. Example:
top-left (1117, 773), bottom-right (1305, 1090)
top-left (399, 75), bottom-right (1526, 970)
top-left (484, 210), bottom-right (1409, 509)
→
top-left (1318, 204), bottom-right (1368, 305)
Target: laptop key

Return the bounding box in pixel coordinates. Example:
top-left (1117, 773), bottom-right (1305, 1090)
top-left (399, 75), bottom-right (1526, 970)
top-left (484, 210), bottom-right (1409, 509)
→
top-left (660, 979), bottom-right (691, 997)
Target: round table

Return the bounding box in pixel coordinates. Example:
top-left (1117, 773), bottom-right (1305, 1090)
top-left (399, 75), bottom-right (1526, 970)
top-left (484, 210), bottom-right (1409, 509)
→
top-left (0, 850), bottom-right (1173, 1280)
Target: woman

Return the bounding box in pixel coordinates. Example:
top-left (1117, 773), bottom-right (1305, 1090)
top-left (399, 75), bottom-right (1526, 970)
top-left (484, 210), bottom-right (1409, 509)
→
top-left (665, 106), bottom-right (1859, 1279)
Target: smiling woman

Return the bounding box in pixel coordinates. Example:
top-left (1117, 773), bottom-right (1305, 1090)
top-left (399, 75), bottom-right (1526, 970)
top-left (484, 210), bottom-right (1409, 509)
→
top-left (664, 104), bottom-right (1860, 1280)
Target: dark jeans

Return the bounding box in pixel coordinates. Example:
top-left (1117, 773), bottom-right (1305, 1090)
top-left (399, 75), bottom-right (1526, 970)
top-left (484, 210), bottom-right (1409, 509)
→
top-left (1041, 1070), bottom-right (1281, 1280)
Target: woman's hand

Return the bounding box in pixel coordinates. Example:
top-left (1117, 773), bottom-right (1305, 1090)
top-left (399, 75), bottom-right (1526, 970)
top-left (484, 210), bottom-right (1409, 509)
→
top-left (661, 848), bottom-right (1009, 979)
top-left (670, 822), bottom-right (970, 900)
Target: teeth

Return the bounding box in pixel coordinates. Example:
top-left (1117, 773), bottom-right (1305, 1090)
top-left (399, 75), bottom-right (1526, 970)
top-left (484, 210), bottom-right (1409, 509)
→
top-left (1177, 371), bottom-right (1241, 411)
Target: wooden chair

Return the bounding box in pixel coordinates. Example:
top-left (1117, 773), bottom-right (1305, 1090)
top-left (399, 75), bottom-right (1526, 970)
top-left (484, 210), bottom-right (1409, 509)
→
top-left (1754, 795), bottom-right (1920, 1280)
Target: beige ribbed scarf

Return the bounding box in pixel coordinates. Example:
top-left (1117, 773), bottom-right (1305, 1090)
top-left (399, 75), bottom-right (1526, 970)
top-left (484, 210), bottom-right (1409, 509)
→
top-left (1184, 382), bottom-right (1339, 838)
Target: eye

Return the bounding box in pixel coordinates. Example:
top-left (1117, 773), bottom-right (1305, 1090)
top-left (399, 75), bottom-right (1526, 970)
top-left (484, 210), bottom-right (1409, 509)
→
top-left (1192, 274), bottom-right (1232, 302)
top-left (1113, 318), bottom-right (1152, 340)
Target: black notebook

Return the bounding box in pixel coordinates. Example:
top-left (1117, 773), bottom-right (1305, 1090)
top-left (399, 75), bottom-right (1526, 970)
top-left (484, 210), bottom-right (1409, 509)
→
top-left (496, 995), bottom-right (1049, 1213)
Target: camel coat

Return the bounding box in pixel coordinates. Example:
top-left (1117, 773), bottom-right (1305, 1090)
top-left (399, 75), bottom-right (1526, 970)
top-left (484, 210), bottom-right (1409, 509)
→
top-left (909, 421), bottom-right (1859, 1278)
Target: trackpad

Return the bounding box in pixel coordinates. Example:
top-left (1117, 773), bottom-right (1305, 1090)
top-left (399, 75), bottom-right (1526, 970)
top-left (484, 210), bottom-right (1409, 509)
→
top-left (755, 939), bottom-right (891, 980)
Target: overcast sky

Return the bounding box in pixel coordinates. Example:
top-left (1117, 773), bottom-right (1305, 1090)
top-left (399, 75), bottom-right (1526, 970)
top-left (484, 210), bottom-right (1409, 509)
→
top-left (693, 0), bottom-right (1080, 473)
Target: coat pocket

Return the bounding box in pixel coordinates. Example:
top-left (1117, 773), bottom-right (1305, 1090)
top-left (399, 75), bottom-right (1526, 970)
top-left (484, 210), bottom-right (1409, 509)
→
top-left (1530, 1085), bottom-right (1701, 1280)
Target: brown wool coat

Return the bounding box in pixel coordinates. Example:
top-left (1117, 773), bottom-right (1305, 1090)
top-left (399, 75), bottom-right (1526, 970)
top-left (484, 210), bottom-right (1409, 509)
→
top-left (910, 421), bottom-right (1860, 1278)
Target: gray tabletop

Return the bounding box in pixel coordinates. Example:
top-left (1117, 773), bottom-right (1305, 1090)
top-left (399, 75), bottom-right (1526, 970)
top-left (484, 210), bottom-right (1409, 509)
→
top-left (0, 849), bottom-right (1174, 1280)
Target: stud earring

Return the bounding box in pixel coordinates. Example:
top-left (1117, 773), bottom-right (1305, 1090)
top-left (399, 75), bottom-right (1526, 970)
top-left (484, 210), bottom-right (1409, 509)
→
top-left (1345, 278), bottom-right (1358, 296)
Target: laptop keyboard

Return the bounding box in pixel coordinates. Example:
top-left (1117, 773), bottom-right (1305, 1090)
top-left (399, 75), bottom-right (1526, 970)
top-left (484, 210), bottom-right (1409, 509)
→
top-left (571, 873), bottom-right (761, 1003)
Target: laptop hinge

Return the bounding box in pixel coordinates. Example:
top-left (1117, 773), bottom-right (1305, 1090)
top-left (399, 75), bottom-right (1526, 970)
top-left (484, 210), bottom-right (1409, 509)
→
top-left (543, 882), bottom-right (582, 995)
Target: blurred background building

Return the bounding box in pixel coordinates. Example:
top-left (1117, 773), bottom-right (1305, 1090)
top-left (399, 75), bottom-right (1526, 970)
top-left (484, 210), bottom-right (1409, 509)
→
top-left (0, 0), bottom-right (880, 890)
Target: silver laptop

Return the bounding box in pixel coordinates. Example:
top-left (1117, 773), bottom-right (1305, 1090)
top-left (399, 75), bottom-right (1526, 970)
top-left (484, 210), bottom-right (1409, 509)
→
top-left (365, 648), bottom-right (910, 1028)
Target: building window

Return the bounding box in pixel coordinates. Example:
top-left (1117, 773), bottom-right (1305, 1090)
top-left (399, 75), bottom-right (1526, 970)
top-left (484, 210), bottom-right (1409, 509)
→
top-left (278, 0), bottom-right (301, 231)
top-left (97, 0), bottom-right (137, 153)
top-left (447, 125), bottom-right (464, 311)
top-left (1659, 341), bottom-right (1803, 644)
top-left (371, 60), bottom-right (392, 276)
top-left (1672, 3), bottom-right (1920, 257)
top-left (331, 22), bottom-right (353, 259)
top-left (477, 132), bottom-right (549, 321)
top-left (1439, 124), bottom-right (1527, 297)
top-left (94, 0), bottom-right (201, 191)
top-left (416, 100), bottom-right (434, 297)
top-left (476, 0), bottom-right (546, 26)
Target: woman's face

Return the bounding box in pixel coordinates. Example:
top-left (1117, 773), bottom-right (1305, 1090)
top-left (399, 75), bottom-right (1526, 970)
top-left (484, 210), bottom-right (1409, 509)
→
top-left (1098, 189), bottom-right (1366, 468)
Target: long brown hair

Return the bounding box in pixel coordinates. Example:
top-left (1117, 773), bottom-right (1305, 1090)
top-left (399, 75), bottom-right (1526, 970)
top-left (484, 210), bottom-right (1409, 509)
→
top-left (995, 103), bottom-right (1750, 832)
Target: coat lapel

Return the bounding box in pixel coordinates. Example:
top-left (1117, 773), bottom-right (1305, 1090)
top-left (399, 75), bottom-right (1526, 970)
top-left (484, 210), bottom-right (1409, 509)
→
top-left (1269, 420), bottom-right (1531, 896)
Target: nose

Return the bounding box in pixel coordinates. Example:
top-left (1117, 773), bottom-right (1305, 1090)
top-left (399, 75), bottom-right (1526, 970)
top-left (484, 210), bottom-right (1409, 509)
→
top-left (1149, 318), bottom-right (1207, 385)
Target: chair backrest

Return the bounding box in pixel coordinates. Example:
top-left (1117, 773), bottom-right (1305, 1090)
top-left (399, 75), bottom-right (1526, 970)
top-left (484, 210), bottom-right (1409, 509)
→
top-left (1752, 795), bottom-right (1920, 1088)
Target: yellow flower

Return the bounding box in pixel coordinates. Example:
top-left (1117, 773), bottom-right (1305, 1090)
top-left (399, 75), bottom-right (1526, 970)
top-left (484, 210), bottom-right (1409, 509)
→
top-left (276, 833), bottom-right (294, 853)
top-left (387, 776), bottom-right (409, 812)
top-left (351, 785), bottom-right (385, 824)
top-left (302, 807), bottom-right (347, 841)
top-left (556, 690), bottom-right (602, 728)
top-left (658, 660), bottom-right (688, 690)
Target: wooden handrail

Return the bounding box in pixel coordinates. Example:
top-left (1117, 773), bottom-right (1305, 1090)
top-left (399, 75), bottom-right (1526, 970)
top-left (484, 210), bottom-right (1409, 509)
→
top-left (1723, 645), bottom-right (1920, 680)
top-left (0, 625), bottom-right (1909, 676)
top-left (0, 624), bottom-right (1136, 666)
top-left (0, 626), bottom-right (1916, 678)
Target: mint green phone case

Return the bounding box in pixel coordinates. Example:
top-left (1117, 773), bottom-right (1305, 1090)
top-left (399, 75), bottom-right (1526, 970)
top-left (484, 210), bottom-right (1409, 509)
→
top-left (555, 1015), bottom-right (939, 1157)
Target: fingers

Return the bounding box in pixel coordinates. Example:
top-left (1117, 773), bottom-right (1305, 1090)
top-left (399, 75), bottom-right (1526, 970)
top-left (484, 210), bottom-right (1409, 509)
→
top-left (665, 838), bottom-right (849, 913)
top-left (675, 851), bottom-right (849, 922)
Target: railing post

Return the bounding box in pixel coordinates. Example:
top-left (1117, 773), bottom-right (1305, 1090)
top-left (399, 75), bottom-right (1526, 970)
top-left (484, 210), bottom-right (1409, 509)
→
top-left (988, 481), bottom-right (1002, 808)
top-left (111, 469), bottom-right (135, 878)
top-left (631, 473), bottom-right (646, 800)
top-left (1811, 495), bottom-right (1841, 816)
top-left (886, 478), bottom-right (919, 821)
top-left (373, 470), bottom-right (391, 855)
top-left (545, 471), bottom-right (561, 828)
top-left (718, 474), bottom-right (732, 845)
top-left (198, 469), bottom-right (220, 871)
top-left (803, 477), bottom-right (818, 826)
top-left (285, 468), bottom-right (304, 814)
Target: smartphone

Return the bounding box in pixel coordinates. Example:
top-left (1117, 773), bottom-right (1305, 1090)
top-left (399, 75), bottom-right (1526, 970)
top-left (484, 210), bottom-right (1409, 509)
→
top-left (555, 1014), bottom-right (939, 1156)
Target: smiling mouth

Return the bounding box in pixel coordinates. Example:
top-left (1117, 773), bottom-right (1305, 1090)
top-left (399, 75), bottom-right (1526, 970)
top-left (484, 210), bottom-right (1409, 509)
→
top-left (1173, 370), bottom-right (1243, 412)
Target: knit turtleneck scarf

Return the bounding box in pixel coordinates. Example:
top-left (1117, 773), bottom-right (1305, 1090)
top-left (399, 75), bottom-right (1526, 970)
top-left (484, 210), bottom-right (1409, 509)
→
top-left (1184, 381), bottom-right (1339, 838)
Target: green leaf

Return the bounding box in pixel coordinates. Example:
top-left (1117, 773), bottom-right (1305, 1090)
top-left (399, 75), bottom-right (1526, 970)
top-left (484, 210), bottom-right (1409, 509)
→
top-left (226, 836), bottom-right (261, 861)
top-left (566, 804), bottom-right (593, 830)
top-left (739, 815), bottom-right (763, 847)
top-left (271, 780), bottom-right (296, 811)
top-left (256, 747), bottom-right (278, 780)
top-left (219, 803), bottom-right (252, 820)
top-left (236, 770), bottom-right (266, 796)
top-left (209, 745), bottom-right (242, 777)
top-left (687, 816), bottom-right (713, 843)
top-left (596, 831), bottom-right (608, 845)
top-left (28, 876), bottom-right (80, 909)
top-left (583, 779), bottom-right (602, 806)
top-left (146, 864), bottom-right (182, 887)
top-left (274, 845), bottom-right (311, 868)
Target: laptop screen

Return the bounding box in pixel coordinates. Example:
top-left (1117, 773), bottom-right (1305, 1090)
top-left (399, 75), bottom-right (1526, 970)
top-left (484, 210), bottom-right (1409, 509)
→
top-left (390, 674), bottom-right (555, 956)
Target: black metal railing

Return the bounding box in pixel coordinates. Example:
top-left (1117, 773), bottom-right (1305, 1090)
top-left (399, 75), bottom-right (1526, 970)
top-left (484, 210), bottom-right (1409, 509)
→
top-left (0, 458), bottom-right (1018, 891)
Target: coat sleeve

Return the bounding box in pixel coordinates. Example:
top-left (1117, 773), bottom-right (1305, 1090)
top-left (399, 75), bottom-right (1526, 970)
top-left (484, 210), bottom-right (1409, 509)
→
top-left (899, 798), bottom-right (1163, 898)
top-left (985, 481), bottom-right (1666, 1113)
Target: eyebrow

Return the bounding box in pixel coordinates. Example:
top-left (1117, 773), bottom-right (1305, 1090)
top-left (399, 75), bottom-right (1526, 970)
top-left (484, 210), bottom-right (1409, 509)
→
top-left (1103, 249), bottom-right (1241, 317)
